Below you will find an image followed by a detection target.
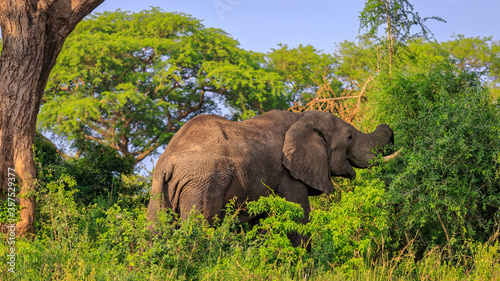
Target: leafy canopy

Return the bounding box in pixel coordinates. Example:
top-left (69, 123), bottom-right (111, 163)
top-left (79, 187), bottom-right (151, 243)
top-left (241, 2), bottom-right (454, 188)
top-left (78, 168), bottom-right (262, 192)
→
top-left (359, 0), bottom-right (445, 44)
top-left (359, 0), bottom-right (445, 73)
top-left (39, 8), bottom-right (287, 165)
top-left (440, 35), bottom-right (500, 100)
top-left (266, 44), bottom-right (338, 102)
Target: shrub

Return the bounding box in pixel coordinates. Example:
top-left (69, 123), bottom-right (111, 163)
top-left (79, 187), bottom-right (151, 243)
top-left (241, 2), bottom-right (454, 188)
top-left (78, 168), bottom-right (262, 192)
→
top-left (309, 178), bottom-right (389, 270)
top-left (36, 173), bottom-right (81, 244)
top-left (372, 59), bottom-right (500, 258)
top-left (246, 195), bottom-right (308, 266)
top-left (63, 140), bottom-right (135, 205)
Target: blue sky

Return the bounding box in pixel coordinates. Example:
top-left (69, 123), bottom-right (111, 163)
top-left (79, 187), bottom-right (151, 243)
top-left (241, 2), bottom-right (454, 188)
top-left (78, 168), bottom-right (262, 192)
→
top-left (93, 0), bottom-right (500, 54)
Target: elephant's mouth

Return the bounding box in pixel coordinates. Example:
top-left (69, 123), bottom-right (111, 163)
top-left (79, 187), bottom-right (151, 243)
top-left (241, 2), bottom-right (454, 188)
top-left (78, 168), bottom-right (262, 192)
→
top-left (347, 155), bottom-right (371, 169)
top-left (345, 149), bottom-right (402, 177)
top-left (342, 158), bottom-right (357, 180)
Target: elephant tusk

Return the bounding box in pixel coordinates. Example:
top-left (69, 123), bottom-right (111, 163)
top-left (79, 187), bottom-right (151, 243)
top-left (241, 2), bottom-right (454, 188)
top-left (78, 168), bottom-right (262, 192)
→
top-left (383, 148), bottom-right (403, 162)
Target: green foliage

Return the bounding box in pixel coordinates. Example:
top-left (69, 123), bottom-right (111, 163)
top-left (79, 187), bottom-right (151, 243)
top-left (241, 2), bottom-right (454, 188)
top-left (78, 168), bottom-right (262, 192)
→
top-left (358, 0), bottom-right (445, 75)
top-left (309, 179), bottom-right (389, 269)
top-left (359, 0), bottom-right (444, 43)
top-left (247, 195), bottom-right (307, 265)
top-left (335, 36), bottom-right (500, 103)
top-left (441, 35), bottom-right (500, 83)
top-left (469, 242), bottom-right (500, 280)
top-left (372, 57), bottom-right (500, 257)
top-left (63, 140), bottom-right (134, 205)
top-left (440, 35), bottom-right (500, 100)
top-left (267, 44), bottom-right (339, 101)
top-left (377, 60), bottom-right (482, 122)
top-left (36, 173), bottom-right (81, 243)
top-left (334, 40), bottom-right (379, 87)
top-left (397, 37), bottom-right (500, 101)
top-left (4, 177), bottom-right (500, 280)
top-left (33, 130), bottom-right (149, 209)
top-left (3, 132), bottom-right (500, 278)
top-left (0, 199), bottom-right (18, 224)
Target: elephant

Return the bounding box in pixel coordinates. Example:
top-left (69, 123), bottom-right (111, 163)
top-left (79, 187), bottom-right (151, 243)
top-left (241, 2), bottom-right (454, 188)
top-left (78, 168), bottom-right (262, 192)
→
top-left (148, 110), bottom-right (395, 246)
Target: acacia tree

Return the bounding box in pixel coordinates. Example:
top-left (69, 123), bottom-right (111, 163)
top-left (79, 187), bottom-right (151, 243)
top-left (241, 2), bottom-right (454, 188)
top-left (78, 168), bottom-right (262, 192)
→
top-left (334, 40), bottom-right (379, 88)
top-left (359, 0), bottom-right (445, 72)
top-left (39, 9), bottom-right (287, 167)
top-left (0, 0), bottom-right (104, 236)
top-left (441, 35), bottom-right (500, 99)
top-left (266, 44), bottom-right (337, 102)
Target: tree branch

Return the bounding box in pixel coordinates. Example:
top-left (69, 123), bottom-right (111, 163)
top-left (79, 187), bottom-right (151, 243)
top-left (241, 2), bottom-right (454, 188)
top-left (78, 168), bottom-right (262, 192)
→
top-left (487, 221), bottom-right (500, 245)
top-left (314, 95), bottom-right (362, 102)
top-left (357, 76), bottom-right (373, 110)
top-left (49, 0), bottom-right (105, 27)
top-left (437, 212), bottom-right (452, 259)
top-left (161, 80), bottom-right (185, 101)
top-left (84, 135), bottom-right (120, 151)
top-left (87, 121), bottom-right (109, 138)
top-left (134, 142), bottom-right (160, 164)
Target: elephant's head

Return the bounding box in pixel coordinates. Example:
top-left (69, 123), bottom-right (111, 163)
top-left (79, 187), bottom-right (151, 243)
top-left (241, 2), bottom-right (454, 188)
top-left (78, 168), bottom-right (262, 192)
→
top-left (282, 110), bottom-right (394, 194)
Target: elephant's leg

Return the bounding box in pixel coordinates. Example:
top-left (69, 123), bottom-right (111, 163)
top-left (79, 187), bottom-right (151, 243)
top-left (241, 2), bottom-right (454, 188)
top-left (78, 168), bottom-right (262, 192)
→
top-left (177, 173), bottom-right (231, 224)
top-left (148, 172), bottom-right (170, 231)
top-left (177, 187), bottom-right (207, 221)
top-left (277, 174), bottom-right (312, 249)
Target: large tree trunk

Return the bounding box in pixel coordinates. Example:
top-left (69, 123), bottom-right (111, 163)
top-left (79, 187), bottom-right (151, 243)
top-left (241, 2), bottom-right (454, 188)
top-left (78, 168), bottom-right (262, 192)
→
top-left (0, 0), bottom-right (104, 237)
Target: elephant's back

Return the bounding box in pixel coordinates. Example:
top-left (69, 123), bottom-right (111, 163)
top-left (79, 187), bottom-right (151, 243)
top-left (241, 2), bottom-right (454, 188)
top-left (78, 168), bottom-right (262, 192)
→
top-left (174, 114), bottom-right (229, 140)
top-left (156, 111), bottom-right (303, 181)
top-left (165, 114), bottom-right (244, 153)
top-left (165, 112), bottom-right (295, 156)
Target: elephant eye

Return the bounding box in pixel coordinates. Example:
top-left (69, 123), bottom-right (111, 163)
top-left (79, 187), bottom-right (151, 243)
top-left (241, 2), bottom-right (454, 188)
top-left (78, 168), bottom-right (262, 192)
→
top-left (347, 133), bottom-right (353, 141)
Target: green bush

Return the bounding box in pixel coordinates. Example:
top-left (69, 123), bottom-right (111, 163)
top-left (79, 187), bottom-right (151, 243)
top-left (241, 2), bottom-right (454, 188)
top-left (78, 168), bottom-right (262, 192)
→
top-left (2, 171), bottom-right (500, 280)
top-left (372, 58), bottom-right (500, 258)
top-left (246, 195), bottom-right (307, 266)
top-left (33, 134), bottom-right (149, 209)
top-left (36, 173), bottom-right (80, 244)
top-left (63, 140), bottom-right (135, 205)
top-left (309, 178), bottom-right (389, 270)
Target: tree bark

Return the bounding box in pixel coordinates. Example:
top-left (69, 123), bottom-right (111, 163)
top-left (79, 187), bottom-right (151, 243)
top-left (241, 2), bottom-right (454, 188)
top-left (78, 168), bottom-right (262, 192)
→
top-left (0, 0), bottom-right (104, 237)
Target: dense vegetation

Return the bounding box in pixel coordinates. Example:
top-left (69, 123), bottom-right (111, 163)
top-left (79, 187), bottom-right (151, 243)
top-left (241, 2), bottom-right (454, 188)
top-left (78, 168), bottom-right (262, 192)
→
top-left (1, 3), bottom-right (500, 280)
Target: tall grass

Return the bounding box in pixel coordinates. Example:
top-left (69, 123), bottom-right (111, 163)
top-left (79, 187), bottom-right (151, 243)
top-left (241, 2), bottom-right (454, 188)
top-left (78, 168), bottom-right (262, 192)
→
top-left (1, 172), bottom-right (499, 280)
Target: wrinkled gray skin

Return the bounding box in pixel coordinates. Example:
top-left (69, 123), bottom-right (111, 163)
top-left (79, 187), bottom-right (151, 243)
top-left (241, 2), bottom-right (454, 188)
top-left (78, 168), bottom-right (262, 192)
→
top-left (148, 110), bottom-right (393, 246)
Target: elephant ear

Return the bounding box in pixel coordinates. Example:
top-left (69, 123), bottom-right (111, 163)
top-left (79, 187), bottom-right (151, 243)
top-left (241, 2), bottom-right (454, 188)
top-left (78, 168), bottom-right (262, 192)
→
top-left (282, 112), bottom-right (334, 194)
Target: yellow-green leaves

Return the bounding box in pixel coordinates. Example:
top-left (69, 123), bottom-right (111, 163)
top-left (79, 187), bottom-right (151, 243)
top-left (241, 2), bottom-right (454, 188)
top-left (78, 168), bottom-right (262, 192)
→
top-left (267, 44), bottom-right (337, 102)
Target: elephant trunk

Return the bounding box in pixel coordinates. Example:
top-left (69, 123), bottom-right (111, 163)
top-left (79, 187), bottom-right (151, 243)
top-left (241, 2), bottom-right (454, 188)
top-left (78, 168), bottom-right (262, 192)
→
top-left (348, 124), bottom-right (394, 168)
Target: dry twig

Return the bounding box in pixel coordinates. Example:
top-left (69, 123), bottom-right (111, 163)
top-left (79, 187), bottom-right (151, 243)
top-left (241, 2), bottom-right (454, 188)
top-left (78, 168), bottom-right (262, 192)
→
top-left (289, 77), bottom-right (374, 126)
